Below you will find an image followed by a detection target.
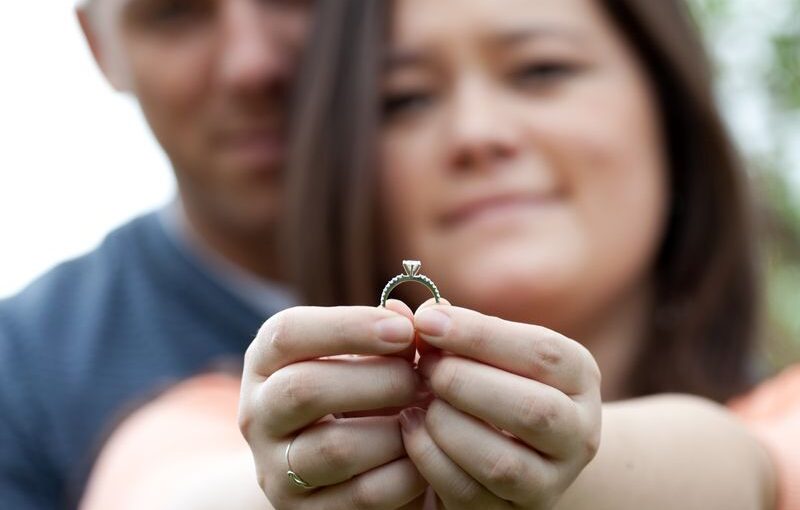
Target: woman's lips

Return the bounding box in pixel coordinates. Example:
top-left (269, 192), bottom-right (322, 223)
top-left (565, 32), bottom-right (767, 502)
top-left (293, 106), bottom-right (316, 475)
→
top-left (440, 193), bottom-right (560, 229)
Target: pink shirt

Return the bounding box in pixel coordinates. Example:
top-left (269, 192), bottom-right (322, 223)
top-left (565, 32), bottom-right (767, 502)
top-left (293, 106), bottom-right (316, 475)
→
top-left (731, 366), bottom-right (800, 510)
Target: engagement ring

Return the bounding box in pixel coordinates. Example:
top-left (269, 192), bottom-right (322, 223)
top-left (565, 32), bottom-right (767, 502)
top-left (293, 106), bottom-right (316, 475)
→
top-left (379, 260), bottom-right (441, 307)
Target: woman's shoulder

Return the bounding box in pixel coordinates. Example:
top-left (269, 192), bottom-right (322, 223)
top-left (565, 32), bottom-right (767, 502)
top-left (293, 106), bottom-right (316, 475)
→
top-left (730, 364), bottom-right (800, 510)
top-left (731, 364), bottom-right (800, 420)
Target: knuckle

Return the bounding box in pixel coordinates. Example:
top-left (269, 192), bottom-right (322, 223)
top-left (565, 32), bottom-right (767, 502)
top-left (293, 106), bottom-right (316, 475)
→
top-left (528, 334), bottom-right (565, 376)
top-left (264, 486), bottom-right (293, 510)
top-left (582, 347), bottom-right (602, 387)
top-left (349, 478), bottom-right (380, 510)
top-left (448, 476), bottom-right (485, 504)
top-left (317, 430), bottom-right (356, 475)
top-left (434, 359), bottom-right (465, 400)
top-left (464, 313), bottom-right (491, 351)
top-left (409, 433), bottom-right (440, 466)
top-left (237, 407), bottom-right (254, 440)
top-left (384, 359), bottom-right (416, 399)
top-left (256, 467), bottom-right (273, 495)
top-left (331, 310), bottom-right (352, 344)
top-left (242, 341), bottom-right (256, 371)
top-left (381, 370), bottom-right (413, 405)
top-left (515, 396), bottom-right (559, 434)
top-left (582, 423), bottom-right (602, 462)
top-left (263, 310), bottom-right (294, 359)
top-left (273, 367), bottom-right (319, 413)
top-left (484, 451), bottom-right (528, 495)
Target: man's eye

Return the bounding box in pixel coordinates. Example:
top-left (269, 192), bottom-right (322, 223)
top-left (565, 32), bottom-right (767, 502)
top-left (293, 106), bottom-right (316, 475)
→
top-left (258, 0), bottom-right (313, 7)
top-left (153, 1), bottom-right (190, 21)
top-left (383, 92), bottom-right (434, 118)
top-left (513, 62), bottom-right (580, 88)
top-left (146, 0), bottom-right (207, 25)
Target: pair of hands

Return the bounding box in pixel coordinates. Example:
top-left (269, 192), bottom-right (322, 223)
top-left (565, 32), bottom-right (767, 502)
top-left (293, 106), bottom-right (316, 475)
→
top-left (238, 299), bottom-right (602, 509)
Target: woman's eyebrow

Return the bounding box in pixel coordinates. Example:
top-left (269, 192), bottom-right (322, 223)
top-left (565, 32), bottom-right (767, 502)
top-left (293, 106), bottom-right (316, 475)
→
top-left (382, 25), bottom-right (586, 71)
top-left (383, 50), bottom-right (432, 71)
top-left (490, 26), bottom-right (587, 47)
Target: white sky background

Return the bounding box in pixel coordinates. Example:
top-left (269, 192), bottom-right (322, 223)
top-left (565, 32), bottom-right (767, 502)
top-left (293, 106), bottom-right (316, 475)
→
top-left (0, 1), bottom-right (797, 298)
top-left (0, 2), bottom-right (174, 298)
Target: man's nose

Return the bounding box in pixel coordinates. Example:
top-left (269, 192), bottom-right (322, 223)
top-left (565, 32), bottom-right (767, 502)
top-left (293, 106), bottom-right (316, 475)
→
top-left (446, 78), bottom-right (520, 172)
top-left (217, 0), bottom-right (294, 94)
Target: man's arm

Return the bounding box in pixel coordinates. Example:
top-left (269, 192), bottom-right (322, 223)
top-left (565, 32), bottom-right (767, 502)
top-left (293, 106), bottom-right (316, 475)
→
top-left (79, 374), bottom-right (272, 510)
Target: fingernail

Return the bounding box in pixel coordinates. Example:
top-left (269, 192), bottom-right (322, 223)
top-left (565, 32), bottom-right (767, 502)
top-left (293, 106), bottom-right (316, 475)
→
top-left (375, 316), bottom-right (414, 344)
top-left (415, 309), bottom-right (451, 338)
top-left (399, 407), bottom-right (424, 431)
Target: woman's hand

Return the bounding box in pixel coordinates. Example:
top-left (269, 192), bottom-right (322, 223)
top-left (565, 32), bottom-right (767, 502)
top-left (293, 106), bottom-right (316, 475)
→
top-left (400, 302), bottom-right (602, 509)
top-left (239, 303), bottom-right (430, 510)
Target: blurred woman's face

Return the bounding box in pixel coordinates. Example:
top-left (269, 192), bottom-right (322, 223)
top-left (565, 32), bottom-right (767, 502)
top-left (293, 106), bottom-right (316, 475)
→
top-left (380, 0), bottom-right (669, 335)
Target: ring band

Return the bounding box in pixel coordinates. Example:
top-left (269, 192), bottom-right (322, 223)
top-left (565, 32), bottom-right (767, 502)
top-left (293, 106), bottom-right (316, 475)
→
top-left (380, 260), bottom-right (441, 307)
top-left (285, 436), bottom-right (314, 490)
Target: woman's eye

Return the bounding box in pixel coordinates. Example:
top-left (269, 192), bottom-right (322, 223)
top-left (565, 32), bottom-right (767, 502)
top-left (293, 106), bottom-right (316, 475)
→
top-left (258, 0), bottom-right (313, 7)
top-left (512, 62), bottom-right (580, 88)
top-left (382, 92), bottom-right (434, 118)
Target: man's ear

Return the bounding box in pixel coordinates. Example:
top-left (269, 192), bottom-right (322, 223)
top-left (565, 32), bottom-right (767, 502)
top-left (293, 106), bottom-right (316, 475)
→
top-left (76, 6), bottom-right (129, 92)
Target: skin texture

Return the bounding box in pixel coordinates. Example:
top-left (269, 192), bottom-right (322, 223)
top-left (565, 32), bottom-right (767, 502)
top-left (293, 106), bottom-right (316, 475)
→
top-left (556, 395), bottom-right (775, 510)
top-left (238, 299), bottom-right (601, 509)
top-left (239, 300), bottom-right (432, 509)
top-left (78, 0), bottom-right (310, 280)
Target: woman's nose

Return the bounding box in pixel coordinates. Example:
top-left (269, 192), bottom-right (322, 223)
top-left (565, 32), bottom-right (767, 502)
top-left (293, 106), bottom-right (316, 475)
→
top-left (446, 78), bottom-right (520, 172)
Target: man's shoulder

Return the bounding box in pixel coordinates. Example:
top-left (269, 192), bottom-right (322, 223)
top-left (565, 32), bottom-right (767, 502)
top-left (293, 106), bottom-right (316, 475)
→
top-left (0, 212), bottom-right (163, 345)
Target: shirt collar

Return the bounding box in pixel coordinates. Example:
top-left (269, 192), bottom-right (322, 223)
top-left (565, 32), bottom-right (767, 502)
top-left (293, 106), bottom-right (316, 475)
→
top-left (158, 199), bottom-right (298, 316)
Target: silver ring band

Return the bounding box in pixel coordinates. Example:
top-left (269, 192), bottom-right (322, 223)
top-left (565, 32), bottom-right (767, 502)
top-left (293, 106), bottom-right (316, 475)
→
top-left (285, 436), bottom-right (314, 490)
top-left (380, 260), bottom-right (441, 307)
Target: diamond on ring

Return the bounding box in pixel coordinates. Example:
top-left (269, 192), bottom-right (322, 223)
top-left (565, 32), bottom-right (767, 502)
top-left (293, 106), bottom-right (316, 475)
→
top-left (379, 260), bottom-right (442, 307)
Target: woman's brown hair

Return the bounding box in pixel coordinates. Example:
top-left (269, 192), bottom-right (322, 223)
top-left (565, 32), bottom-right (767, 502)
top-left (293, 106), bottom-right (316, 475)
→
top-left (281, 0), bottom-right (761, 402)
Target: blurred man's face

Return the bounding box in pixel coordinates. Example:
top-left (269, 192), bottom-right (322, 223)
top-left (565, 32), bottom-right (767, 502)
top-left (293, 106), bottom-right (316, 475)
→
top-left (79, 0), bottom-right (311, 234)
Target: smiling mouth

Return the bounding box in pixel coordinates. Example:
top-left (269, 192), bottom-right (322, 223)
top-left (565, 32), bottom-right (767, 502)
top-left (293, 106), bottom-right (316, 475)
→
top-left (440, 193), bottom-right (561, 229)
top-left (219, 128), bottom-right (285, 168)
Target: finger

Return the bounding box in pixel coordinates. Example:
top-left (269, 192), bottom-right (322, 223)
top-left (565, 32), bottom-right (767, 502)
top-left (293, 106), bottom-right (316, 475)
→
top-left (418, 353), bottom-right (581, 458)
top-left (384, 299), bottom-right (417, 363)
top-left (425, 399), bottom-right (561, 506)
top-left (397, 492), bottom-right (430, 509)
top-left (414, 298), bottom-right (451, 356)
top-left (384, 298), bottom-right (414, 320)
top-left (399, 407), bottom-right (509, 510)
top-left (413, 305), bottom-right (597, 395)
top-left (285, 416), bottom-right (406, 488)
top-left (244, 306), bottom-right (415, 381)
top-left (301, 457), bottom-right (427, 510)
top-left (259, 356), bottom-right (425, 437)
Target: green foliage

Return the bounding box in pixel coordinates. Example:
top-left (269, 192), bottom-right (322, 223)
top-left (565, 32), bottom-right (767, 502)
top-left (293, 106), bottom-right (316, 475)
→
top-left (689, 0), bottom-right (800, 365)
top-left (768, 33), bottom-right (800, 110)
top-left (758, 166), bottom-right (800, 367)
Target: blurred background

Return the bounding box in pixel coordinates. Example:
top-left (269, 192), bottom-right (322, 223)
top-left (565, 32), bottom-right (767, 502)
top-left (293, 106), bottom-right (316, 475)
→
top-left (689, 0), bottom-right (800, 367)
top-left (0, 0), bottom-right (798, 363)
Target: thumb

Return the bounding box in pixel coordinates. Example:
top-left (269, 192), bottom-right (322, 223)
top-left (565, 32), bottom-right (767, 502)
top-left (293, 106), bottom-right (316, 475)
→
top-left (414, 297), bottom-right (452, 355)
top-left (382, 299), bottom-right (417, 362)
